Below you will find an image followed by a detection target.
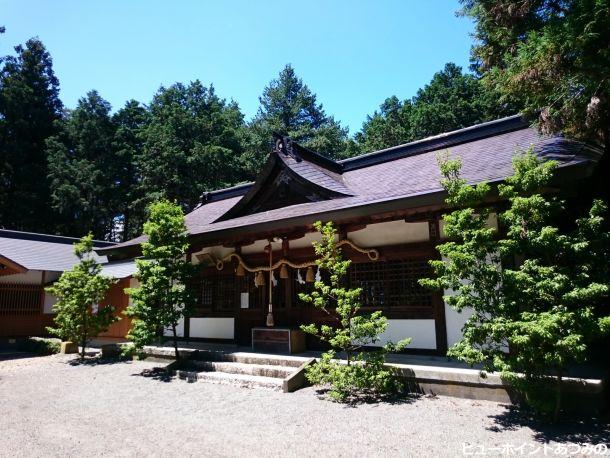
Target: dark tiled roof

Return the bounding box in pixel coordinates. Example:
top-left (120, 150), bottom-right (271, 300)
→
top-left (100, 259), bottom-right (138, 279)
top-left (102, 116), bottom-right (602, 254)
top-left (0, 230), bottom-right (112, 272)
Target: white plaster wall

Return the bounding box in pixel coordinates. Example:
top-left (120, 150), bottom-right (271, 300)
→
top-left (288, 232), bottom-right (323, 250)
top-left (163, 317), bottom-right (184, 337)
top-left (348, 220), bottom-right (429, 247)
top-left (440, 212), bottom-right (498, 239)
top-left (372, 319), bottom-right (436, 350)
top-left (444, 303), bottom-right (474, 348)
top-left (43, 292), bottom-right (57, 314)
top-left (128, 278), bottom-right (139, 306)
top-left (189, 317), bottom-right (234, 339)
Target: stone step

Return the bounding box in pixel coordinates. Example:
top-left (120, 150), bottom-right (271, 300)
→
top-left (177, 369), bottom-right (284, 390)
top-left (191, 360), bottom-right (298, 379)
top-left (209, 351), bottom-right (309, 368)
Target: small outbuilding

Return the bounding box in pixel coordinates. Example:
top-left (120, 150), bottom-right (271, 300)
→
top-left (0, 230), bottom-right (135, 338)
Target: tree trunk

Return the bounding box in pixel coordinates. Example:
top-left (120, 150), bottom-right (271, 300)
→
top-left (553, 371), bottom-right (563, 423)
top-left (80, 308), bottom-right (88, 360)
top-left (172, 323), bottom-right (179, 360)
top-left (80, 332), bottom-right (87, 360)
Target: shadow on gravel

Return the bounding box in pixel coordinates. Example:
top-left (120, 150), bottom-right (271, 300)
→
top-left (487, 405), bottom-right (610, 445)
top-left (133, 367), bottom-right (174, 383)
top-left (314, 388), bottom-right (422, 407)
top-left (67, 356), bottom-right (127, 366)
top-left (0, 352), bottom-right (38, 361)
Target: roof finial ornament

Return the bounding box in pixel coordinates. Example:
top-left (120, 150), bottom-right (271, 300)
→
top-left (272, 133), bottom-right (301, 162)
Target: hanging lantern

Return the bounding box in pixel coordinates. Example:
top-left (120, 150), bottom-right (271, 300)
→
top-left (305, 266), bottom-right (315, 283)
top-left (279, 263), bottom-right (289, 279)
top-left (235, 263), bottom-right (245, 277)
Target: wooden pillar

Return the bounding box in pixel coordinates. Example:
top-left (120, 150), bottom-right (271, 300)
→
top-left (184, 250), bottom-right (192, 340)
top-left (39, 270), bottom-right (46, 336)
top-left (429, 217), bottom-right (448, 354)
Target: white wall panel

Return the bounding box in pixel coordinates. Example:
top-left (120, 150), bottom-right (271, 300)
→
top-left (43, 292), bottom-right (57, 314)
top-left (163, 317), bottom-right (184, 337)
top-left (348, 220), bottom-right (429, 247)
top-left (372, 319), bottom-right (436, 349)
top-left (189, 317), bottom-right (234, 339)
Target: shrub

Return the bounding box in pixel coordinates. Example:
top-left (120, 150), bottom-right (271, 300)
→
top-left (300, 221), bottom-right (410, 401)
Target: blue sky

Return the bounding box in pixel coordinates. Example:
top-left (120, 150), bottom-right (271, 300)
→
top-left (1, 0), bottom-right (474, 133)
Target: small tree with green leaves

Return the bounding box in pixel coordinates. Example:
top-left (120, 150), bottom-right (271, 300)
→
top-left (300, 221), bottom-right (410, 401)
top-left (421, 150), bottom-right (610, 420)
top-left (125, 200), bottom-right (195, 359)
top-left (46, 234), bottom-right (117, 360)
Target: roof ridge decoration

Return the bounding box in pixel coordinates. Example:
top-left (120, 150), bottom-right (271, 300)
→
top-left (214, 135), bottom-right (354, 222)
top-left (274, 133), bottom-right (299, 162)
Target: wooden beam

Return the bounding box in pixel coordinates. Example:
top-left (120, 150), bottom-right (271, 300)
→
top-left (0, 254), bottom-right (28, 274)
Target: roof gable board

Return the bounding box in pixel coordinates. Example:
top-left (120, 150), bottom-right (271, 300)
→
top-left (215, 135), bottom-right (354, 222)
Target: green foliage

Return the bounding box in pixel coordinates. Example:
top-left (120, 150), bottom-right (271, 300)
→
top-left (247, 64), bottom-right (349, 167)
top-left (355, 63), bottom-right (516, 152)
top-left (124, 200), bottom-right (195, 359)
top-left (300, 221), bottom-right (410, 401)
top-left (0, 37), bottom-right (62, 233)
top-left (136, 81), bottom-right (251, 213)
top-left (46, 90), bottom-right (120, 239)
top-left (461, 0), bottom-right (610, 145)
top-left (421, 150), bottom-right (610, 420)
top-left (18, 337), bottom-right (61, 355)
top-left (111, 100), bottom-right (151, 241)
top-left (46, 234), bottom-right (118, 359)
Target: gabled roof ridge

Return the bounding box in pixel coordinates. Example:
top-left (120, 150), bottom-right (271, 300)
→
top-left (340, 114), bottom-right (528, 171)
top-left (0, 229), bottom-right (115, 247)
top-left (290, 141), bottom-right (343, 173)
top-left (196, 182), bottom-right (253, 207)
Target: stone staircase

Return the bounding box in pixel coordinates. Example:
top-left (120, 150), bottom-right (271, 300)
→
top-left (150, 348), bottom-right (313, 392)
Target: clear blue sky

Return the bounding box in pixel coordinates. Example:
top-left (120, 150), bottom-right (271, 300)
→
top-left (1, 0), bottom-right (474, 133)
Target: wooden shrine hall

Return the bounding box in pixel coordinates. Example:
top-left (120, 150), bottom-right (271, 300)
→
top-left (97, 115), bottom-right (602, 354)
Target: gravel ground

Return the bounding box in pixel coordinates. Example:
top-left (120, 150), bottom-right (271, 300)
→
top-left (0, 354), bottom-right (608, 458)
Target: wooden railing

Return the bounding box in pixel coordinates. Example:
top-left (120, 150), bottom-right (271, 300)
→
top-left (0, 283), bottom-right (43, 315)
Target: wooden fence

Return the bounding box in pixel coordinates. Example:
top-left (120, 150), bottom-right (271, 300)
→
top-left (0, 283), bottom-right (43, 315)
top-left (0, 283), bottom-right (50, 337)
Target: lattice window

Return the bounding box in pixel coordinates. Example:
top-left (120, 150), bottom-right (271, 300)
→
top-left (349, 259), bottom-right (433, 312)
top-left (214, 274), bottom-right (237, 310)
top-left (0, 284), bottom-right (42, 315)
top-left (199, 278), bottom-right (214, 308)
top-left (195, 271), bottom-right (265, 312)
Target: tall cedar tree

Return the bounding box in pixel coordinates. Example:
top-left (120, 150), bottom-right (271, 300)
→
top-left (421, 151), bottom-right (610, 420)
top-left (300, 222), bottom-right (410, 401)
top-left (136, 82), bottom-right (249, 215)
top-left (46, 234), bottom-right (118, 360)
top-left (355, 63), bottom-right (516, 152)
top-left (0, 37), bottom-right (63, 232)
top-left (112, 100), bottom-right (150, 241)
top-left (461, 0), bottom-right (610, 200)
top-left (46, 91), bottom-right (119, 240)
top-left (125, 200), bottom-right (195, 359)
top-left (247, 64), bottom-right (349, 171)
